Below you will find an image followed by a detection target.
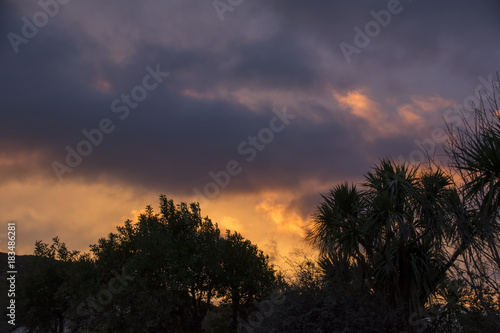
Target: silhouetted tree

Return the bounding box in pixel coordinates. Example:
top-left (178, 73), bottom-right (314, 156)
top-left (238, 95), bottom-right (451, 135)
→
top-left (307, 159), bottom-right (473, 327)
top-left (444, 75), bottom-right (500, 323)
top-left (218, 230), bottom-right (280, 332)
top-left (18, 237), bottom-right (90, 333)
top-left (40, 195), bottom-right (282, 332)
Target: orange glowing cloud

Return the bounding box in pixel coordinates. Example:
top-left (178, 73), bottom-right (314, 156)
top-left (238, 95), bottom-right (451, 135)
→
top-left (0, 170), bottom-right (315, 271)
top-left (255, 192), bottom-right (307, 238)
top-left (180, 89), bottom-right (217, 100)
top-left (332, 88), bottom-right (400, 138)
top-left (219, 216), bottom-right (244, 232)
top-left (332, 88), bottom-right (455, 137)
top-left (397, 104), bottom-right (425, 126)
top-left (397, 95), bottom-right (454, 127)
top-left (0, 177), bottom-right (156, 255)
top-left (333, 89), bottom-right (380, 119)
top-left (410, 95), bottom-right (453, 112)
top-left (92, 78), bottom-right (112, 93)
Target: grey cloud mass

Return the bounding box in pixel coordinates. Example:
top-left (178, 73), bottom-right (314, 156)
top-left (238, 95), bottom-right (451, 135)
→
top-left (1, 0), bottom-right (499, 205)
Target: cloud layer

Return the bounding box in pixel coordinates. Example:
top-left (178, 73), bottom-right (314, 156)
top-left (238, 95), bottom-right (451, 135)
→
top-left (1, 0), bottom-right (499, 261)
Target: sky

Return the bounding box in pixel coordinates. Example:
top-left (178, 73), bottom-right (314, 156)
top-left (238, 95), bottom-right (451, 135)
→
top-left (1, 0), bottom-right (499, 267)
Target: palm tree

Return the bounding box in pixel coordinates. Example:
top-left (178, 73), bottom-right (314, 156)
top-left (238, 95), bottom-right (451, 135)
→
top-left (444, 75), bottom-right (500, 301)
top-left (307, 159), bottom-right (471, 321)
top-left (446, 84), bottom-right (500, 219)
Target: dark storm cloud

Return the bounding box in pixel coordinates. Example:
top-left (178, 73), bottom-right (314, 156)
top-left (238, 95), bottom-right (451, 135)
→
top-left (1, 0), bottom-right (499, 201)
top-left (263, 0), bottom-right (500, 96)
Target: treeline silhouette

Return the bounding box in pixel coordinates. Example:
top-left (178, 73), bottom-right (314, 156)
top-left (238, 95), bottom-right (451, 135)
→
top-left (10, 80), bottom-right (500, 332)
top-left (14, 197), bottom-right (282, 332)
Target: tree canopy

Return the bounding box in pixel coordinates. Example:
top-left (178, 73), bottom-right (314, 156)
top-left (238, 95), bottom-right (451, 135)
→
top-left (18, 196), bottom-right (280, 332)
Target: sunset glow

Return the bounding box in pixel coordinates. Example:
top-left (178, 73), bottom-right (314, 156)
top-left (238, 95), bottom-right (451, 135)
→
top-left (1, 0), bottom-right (499, 270)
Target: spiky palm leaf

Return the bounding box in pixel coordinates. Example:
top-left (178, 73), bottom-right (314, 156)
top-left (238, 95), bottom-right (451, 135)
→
top-left (308, 159), bottom-right (466, 316)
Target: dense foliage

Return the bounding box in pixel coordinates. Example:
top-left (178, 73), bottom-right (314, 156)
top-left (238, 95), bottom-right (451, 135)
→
top-left (18, 196), bottom-right (279, 332)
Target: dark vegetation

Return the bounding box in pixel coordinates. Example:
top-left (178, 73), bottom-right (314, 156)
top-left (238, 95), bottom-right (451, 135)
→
top-left (7, 80), bottom-right (500, 332)
top-left (1, 253), bottom-right (34, 333)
